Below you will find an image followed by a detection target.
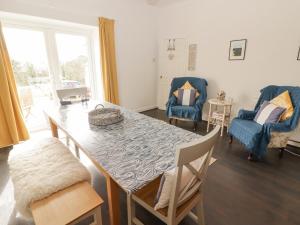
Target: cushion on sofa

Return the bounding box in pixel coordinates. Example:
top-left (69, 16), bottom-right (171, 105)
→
top-left (173, 81), bottom-right (200, 99)
top-left (176, 88), bottom-right (196, 106)
top-left (254, 101), bottom-right (286, 125)
top-left (270, 90), bottom-right (294, 121)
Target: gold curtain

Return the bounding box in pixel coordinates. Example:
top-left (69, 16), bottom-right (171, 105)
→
top-left (0, 23), bottom-right (29, 148)
top-left (99, 17), bottom-right (120, 105)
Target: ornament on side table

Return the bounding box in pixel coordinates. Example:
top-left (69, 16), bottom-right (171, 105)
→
top-left (217, 90), bottom-right (226, 101)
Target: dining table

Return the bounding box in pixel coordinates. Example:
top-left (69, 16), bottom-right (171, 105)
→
top-left (44, 100), bottom-right (202, 225)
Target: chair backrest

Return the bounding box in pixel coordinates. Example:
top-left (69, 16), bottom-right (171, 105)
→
top-left (167, 125), bottom-right (220, 220)
top-left (56, 87), bottom-right (88, 103)
top-left (255, 85), bottom-right (300, 112)
top-left (18, 86), bottom-right (33, 109)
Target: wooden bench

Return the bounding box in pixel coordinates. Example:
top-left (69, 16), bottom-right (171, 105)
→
top-left (31, 181), bottom-right (103, 225)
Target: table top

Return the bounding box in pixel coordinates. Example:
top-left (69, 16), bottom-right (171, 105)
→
top-left (45, 101), bottom-right (202, 193)
top-left (208, 98), bottom-right (232, 106)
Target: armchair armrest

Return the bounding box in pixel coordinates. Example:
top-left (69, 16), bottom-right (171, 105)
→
top-left (238, 109), bottom-right (256, 120)
top-left (194, 97), bottom-right (204, 111)
top-left (166, 95), bottom-right (177, 108)
top-left (266, 122), bottom-right (292, 133)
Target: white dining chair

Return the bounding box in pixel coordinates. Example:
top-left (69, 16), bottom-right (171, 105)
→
top-left (127, 125), bottom-right (220, 225)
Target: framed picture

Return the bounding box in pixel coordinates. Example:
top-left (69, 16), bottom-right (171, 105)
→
top-left (297, 47), bottom-right (300, 60)
top-left (229, 39), bottom-right (247, 60)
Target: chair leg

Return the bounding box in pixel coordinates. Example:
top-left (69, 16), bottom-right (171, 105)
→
top-left (195, 200), bottom-right (205, 225)
top-left (91, 206), bottom-right (102, 225)
top-left (229, 135), bottom-right (233, 144)
top-left (193, 122), bottom-right (197, 131)
top-left (279, 148), bottom-right (285, 158)
top-left (247, 153), bottom-right (258, 161)
top-left (169, 118), bottom-right (172, 124)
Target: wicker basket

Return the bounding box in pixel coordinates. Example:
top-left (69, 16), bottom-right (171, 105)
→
top-left (88, 104), bottom-right (123, 126)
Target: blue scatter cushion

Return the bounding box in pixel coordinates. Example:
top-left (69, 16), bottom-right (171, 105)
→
top-left (254, 101), bottom-right (286, 125)
top-left (176, 88), bottom-right (196, 106)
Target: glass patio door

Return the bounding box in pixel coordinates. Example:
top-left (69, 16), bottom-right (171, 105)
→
top-left (3, 25), bottom-right (95, 132)
top-left (3, 27), bottom-right (54, 132)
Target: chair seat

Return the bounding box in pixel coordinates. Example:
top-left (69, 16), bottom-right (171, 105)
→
top-left (170, 105), bottom-right (198, 121)
top-left (229, 119), bottom-right (263, 149)
top-left (133, 176), bottom-right (201, 219)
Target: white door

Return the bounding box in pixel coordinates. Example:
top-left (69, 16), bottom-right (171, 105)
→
top-left (157, 38), bottom-right (187, 109)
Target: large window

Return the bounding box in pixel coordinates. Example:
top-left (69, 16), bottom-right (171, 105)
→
top-left (55, 33), bottom-right (91, 88)
top-left (3, 21), bottom-right (99, 131)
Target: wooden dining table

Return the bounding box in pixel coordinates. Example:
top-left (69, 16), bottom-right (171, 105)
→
top-left (44, 100), bottom-right (202, 225)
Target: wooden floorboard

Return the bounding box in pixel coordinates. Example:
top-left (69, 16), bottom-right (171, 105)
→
top-left (0, 108), bottom-right (299, 225)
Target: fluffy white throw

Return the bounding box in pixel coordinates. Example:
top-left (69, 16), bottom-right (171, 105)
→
top-left (8, 137), bottom-right (91, 218)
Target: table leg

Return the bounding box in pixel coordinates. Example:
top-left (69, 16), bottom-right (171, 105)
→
top-left (106, 176), bottom-right (120, 225)
top-left (207, 103), bottom-right (212, 132)
top-left (49, 118), bottom-right (58, 138)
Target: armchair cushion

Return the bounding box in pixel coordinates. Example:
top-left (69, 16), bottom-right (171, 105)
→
top-left (254, 101), bottom-right (286, 125)
top-left (173, 81), bottom-right (200, 98)
top-left (170, 105), bottom-right (198, 120)
top-left (176, 89), bottom-right (197, 106)
top-left (229, 119), bottom-right (263, 150)
top-left (270, 90), bottom-right (294, 121)
top-left (166, 77), bottom-right (208, 122)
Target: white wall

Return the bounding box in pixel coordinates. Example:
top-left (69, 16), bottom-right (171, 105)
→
top-left (157, 0), bottom-right (300, 117)
top-left (2, 0), bottom-right (300, 115)
top-left (0, 0), bottom-right (158, 111)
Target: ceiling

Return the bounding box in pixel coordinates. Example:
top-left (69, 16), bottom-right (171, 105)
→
top-left (146, 0), bottom-right (188, 6)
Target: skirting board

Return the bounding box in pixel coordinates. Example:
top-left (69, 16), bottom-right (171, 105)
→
top-left (135, 105), bottom-right (158, 113)
top-left (288, 140), bottom-right (300, 148)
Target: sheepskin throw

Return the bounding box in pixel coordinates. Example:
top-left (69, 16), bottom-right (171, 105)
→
top-left (8, 137), bottom-right (91, 218)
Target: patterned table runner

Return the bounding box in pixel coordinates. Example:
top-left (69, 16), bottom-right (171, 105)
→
top-left (46, 101), bottom-right (202, 192)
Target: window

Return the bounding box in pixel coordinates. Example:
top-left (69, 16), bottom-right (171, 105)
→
top-left (2, 20), bottom-right (99, 132)
top-left (55, 33), bottom-right (90, 88)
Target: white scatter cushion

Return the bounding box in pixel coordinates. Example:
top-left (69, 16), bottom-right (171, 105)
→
top-left (176, 88), bottom-right (197, 106)
top-left (254, 101), bottom-right (286, 125)
top-left (154, 152), bottom-right (208, 210)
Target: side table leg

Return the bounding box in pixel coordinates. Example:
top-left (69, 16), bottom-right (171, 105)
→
top-left (207, 104), bottom-right (212, 132)
top-left (220, 106), bottom-right (226, 136)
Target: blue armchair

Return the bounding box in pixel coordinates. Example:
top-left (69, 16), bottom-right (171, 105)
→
top-left (229, 85), bottom-right (300, 160)
top-left (166, 77), bottom-right (208, 130)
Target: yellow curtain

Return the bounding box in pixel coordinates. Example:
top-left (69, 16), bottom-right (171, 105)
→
top-left (99, 17), bottom-right (120, 105)
top-left (0, 22), bottom-right (29, 148)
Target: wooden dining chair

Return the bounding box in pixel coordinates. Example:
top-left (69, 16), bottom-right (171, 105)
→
top-left (127, 125), bottom-right (220, 225)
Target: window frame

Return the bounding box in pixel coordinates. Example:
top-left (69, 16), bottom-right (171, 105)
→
top-left (1, 16), bottom-right (101, 101)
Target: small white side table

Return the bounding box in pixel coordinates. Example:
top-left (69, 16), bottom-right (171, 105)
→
top-left (207, 98), bottom-right (233, 136)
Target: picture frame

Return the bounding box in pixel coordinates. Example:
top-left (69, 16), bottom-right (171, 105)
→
top-left (229, 39), bottom-right (247, 60)
top-left (297, 46), bottom-right (300, 60)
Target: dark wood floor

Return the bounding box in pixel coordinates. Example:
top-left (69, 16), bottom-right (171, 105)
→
top-left (1, 109), bottom-right (300, 225)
